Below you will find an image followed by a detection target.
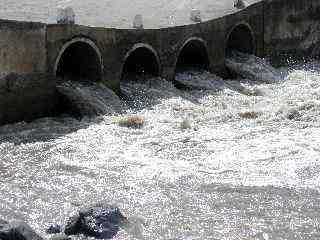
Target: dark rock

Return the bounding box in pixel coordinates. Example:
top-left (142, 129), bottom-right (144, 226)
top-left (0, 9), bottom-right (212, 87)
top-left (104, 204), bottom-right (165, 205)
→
top-left (0, 219), bottom-right (9, 227)
top-left (64, 203), bottom-right (127, 239)
top-left (0, 220), bottom-right (43, 240)
top-left (287, 109), bottom-right (302, 120)
top-left (46, 225), bottom-right (62, 234)
top-left (64, 215), bottom-right (81, 236)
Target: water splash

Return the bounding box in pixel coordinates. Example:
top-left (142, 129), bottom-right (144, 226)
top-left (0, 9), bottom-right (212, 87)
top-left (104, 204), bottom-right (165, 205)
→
top-left (226, 51), bottom-right (282, 83)
top-left (120, 77), bottom-right (181, 110)
top-left (175, 70), bottom-right (225, 90)
top-left (56, 81), bottom-right (125, 117)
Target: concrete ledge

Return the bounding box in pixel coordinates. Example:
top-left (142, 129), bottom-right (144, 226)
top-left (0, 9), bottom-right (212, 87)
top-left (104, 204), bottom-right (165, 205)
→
top-left (0, 73), bottom-right (57, 125)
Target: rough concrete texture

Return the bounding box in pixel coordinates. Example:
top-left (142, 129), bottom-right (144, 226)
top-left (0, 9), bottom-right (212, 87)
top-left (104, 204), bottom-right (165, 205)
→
top-left (264, 0), bottom-right (320, 62)
top-left (0, 20), bottom-right (54, 125)
top-left (0, 73), bottom-right (57, 125)
top-left (0, 19), bottom-right (47, 74)
top-left (46, 2), bottom-right (264, 91)
top-left (0, 220), bottom-right (44, 240)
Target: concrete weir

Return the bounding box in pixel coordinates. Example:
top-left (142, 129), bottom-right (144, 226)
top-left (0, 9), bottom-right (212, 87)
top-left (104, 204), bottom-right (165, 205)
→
top-left (0, 0), bottom-right (320, 125)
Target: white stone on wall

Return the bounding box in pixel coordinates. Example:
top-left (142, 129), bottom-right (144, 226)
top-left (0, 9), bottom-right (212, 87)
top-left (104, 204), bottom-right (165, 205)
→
top-left (57, 7), bottom-right (75, 24)
top-left (234, 0), bottom-right (246, 9)
top-left (133, 14), bottom-right (144, 29)
top-left (190, 9), bottom-right (202, 23)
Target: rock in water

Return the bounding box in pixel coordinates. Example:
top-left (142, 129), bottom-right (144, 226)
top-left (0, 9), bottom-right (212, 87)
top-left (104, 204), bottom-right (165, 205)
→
top-left (64, 203), bottom-right (127, 239)
top-left (46, 224), bottom-right (62, 234)
top-left (0, 220), bottom-right (44, 240)
top-left (0, 219), bottom-right (8, 226)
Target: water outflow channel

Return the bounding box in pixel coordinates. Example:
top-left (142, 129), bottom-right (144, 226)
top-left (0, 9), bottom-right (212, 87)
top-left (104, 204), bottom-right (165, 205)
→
top-left (1, 52), bottom-right (320, 240)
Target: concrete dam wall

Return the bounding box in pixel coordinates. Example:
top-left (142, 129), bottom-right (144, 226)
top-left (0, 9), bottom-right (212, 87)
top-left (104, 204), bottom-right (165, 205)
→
top-left (264, 0), bottom-right (320, 62)
top-left (0, 0), bottom-right (319, 125)
top-left (0, 20), bottom-right (57, 124)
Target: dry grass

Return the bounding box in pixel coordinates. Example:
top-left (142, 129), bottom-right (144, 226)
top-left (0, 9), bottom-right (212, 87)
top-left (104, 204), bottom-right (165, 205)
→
top-left (238, 111), bottom-right (261, 119)
top-left (173, 106), bottom-right (194, 112)
top-left (118, 115), bottom-right (145, 128)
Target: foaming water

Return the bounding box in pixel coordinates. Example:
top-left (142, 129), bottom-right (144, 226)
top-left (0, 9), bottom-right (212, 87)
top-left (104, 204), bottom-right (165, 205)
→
top-left (1, 57), bottom-right (320, 240)
top-left (226, 51), bottom-right (282, 83)
top-left (175, 70), bottom-right (225, 90)
top-left (57, 81), bottom-right (125, 116)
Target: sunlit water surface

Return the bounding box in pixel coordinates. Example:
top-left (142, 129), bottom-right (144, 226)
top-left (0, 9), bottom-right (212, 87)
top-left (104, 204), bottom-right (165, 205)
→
top-left (1, 59), bottom-right (320, 240)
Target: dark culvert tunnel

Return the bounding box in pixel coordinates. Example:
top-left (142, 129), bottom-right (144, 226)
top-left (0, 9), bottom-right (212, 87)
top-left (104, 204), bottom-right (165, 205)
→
top-left (224, 24), bottom-right (256, 79)
top-left (54, 39), bottom-right (104, 118)
top-left (225, 24), bottom-right (255, 57)
top-left (121, 46), bottom-right (160, 81)
top-left (174, 39), bottom-right (211, 89)
top-left (175, 39), bottom-right (210, 73)
top-left (56, 40), bottom-right (102, 82)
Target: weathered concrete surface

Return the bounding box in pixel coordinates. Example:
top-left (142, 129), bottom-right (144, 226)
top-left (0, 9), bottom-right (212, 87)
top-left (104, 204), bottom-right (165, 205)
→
top-left (0, 73), bottom-right (57, 125)
top-left (46, 1), bottom-right (263, 92)
top-left (264, 0), bottom-right (320, 62)
top-left (0, 20), bottom-right (58, 125)
top-left (0, 19), bottom-right (47, 74)
top-left (64, 203), bottom-right (127, 239)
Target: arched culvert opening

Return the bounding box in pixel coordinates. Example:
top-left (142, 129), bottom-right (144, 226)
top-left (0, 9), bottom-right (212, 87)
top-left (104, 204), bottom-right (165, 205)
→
top-left (225, 23), bottom-right (255, 57)
top-left (55, 38), bottom-right (103, 82)
top-left (175, 38), bottom-right (210, 73)
top-left (121, 44), bottom-right (161, 81)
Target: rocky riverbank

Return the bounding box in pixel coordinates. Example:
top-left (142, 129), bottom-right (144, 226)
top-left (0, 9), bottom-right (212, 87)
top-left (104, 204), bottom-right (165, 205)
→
top-left (0, 203), bottom-right (127, 240)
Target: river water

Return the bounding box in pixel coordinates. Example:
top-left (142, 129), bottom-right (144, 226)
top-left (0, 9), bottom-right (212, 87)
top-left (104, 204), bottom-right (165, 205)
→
top-left (0, 53), bottom-right (320, 239)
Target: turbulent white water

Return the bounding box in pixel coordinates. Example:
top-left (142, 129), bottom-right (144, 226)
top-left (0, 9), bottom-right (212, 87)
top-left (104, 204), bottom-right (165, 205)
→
top-left (1, 56), bottom-right (320, 240)
top-left (57, 81), bottom-right (125, 116)
top-left (226, 51), bottom-right (282, 83)
top-left (174, 70), bottom-right (226, 90)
